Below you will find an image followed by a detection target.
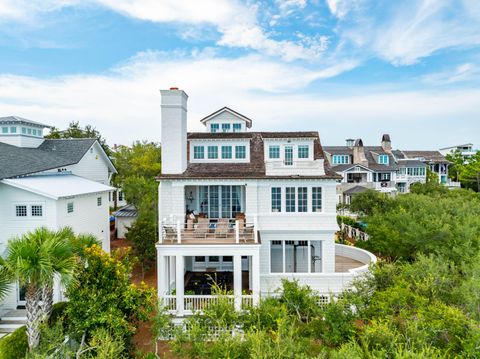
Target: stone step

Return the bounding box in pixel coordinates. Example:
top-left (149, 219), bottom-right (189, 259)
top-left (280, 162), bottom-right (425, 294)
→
top-left (0, 323), bottom-right (24, 333)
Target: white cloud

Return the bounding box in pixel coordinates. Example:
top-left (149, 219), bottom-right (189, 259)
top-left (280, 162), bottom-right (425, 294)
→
top-left (0, 0), bottom-right (330, 62)
top-left (422, 63), bottom-right (480, 84)
top-left (0, 51), bottom-right (477, 149)
top-left (371, 0), bottom-right (480, 65)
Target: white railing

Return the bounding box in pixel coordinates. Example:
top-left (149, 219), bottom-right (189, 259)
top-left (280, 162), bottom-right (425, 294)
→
top-left (161, 219), bottom-right (257, 244)
top-left (162, 294), bottom-right (254, 313)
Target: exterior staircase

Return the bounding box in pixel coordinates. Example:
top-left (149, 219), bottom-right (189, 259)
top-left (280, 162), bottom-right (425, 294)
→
top-left (0, 309), bottom-right (27, 339)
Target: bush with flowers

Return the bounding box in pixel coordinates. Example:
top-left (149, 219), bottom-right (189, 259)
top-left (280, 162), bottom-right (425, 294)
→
top-left (65, 244), bottom-right (154, 352)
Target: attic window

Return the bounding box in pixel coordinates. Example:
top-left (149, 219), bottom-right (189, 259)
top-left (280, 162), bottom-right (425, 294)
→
top-left (210, 124), bottom-right (219, 133)
top-left (378, 155), bottom-right (389, 165)
top-left (221, 123), bottom-right (231, 133)
top-left (233, 123), bottom-right (242, 132)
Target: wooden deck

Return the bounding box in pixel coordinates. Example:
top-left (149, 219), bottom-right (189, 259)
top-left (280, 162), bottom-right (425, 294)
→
top-left (335, 255), bottom-right (364, 272)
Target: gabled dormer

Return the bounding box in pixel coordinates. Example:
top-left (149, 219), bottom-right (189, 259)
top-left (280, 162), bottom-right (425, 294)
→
top-left (0, 116), bottom-right (51, 148)
top-left (200, 107), bottom-right (253, 133)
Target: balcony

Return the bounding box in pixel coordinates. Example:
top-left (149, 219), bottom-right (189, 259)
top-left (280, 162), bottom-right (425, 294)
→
top-left (265, 159), bottom-right (325, 176)
top-left (160, 218), bottom-right (258, 245)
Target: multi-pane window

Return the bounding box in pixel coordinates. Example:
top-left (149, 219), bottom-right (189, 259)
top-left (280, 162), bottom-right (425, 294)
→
top-left (378, 155), bottom-right (389, 165)
top-left (199, 185), bottom-right (242, 218)
top-left (118, 191), bottom-right (124, 201)
top-left (193, 146), bottom-right (204, 159)
top-left (332, 155), bottom-right (349, 164)
top-left (233, 123), bottom-right (242, 132)
top-left (221, 123), bottom-right (231, 132)
top-left (22, 127), bottom-right (27, 134)
top-left (407, 167), bottom-right (426, 176)
top-left (312, 187), bottom-right (322, 212)
top-left (235, 145), bottom-right (246, 159)
top-left (1, 127), bottom-right (7, 133)
top-left (298, 187), bottom-right (308, 212)
top-left (284, 146), bottom-right (293, 166)
top-left (67, 202), bottom-right (74, 214)
top-left (286, 187), bottom-right (296, 212)
top-left (210, 124), bottom-right (219, 133)
top-left (270, 241), bottom-right (283, 273)
top-left (195, 256), bottom-right (205, 262)
top-left (221, 186), bottom-right (231, 218)
top-left (15, 205), bottom-right (27, 217)
top-left (269, 145), bottom-right (280, 159)
top-left (221, 146), bottom-right (232, 159)
top-left (271, 187), bottom-right (282, 212)
top-left (298, 145), bottom-right (309, 159)
top-left (10, 127), bottom-right (16, 133)
top-left (31, 205), bottom-right (43, 217)
top-left (97, 197), bottom-right (102, 206)
top-left (285, 240), bottom-right (308, 273)
top-left (27, 128), bottom-right (32, 135)
top-left (208, 146), bottom-right (218, 159)
top-left (379, 173), bottom-right (391, 181)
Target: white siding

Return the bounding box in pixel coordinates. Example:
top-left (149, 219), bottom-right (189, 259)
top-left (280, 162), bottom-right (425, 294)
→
top-left (56, 192), bottom-right (111, 252)
top-left (66, 142), bottom-right (111, 184)
top-left (204, 110), bottom-right (248, 132)
top-left (0, 134), bottom-right (45, 148)
top-left (116, 217), bottom-right (136, 239)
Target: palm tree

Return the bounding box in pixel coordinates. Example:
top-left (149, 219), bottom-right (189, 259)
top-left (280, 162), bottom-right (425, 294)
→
top-left (0, 264), bottom-right (11, 303)
top-left (3, 227), bottom-right (77, 350)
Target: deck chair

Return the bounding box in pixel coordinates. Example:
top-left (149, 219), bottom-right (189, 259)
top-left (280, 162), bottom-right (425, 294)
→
top-left (215, 218), bottom-right (230, 238)
top-left (163, 226), bottom-right (177, 242)
top-left (194, 218), bottom-right (210, 239)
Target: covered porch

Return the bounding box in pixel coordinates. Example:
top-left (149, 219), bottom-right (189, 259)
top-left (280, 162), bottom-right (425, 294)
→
top-left (157, 245), bottom-right (261, 316)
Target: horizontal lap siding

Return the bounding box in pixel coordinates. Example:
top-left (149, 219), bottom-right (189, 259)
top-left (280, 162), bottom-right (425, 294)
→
top-left (56, 193), bottom-right (110, 252)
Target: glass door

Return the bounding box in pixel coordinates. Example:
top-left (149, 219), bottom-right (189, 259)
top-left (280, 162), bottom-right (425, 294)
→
top-left (17, 283), bottom-right (26, 307)
top-left (284, 146), bottom-right (293, 166)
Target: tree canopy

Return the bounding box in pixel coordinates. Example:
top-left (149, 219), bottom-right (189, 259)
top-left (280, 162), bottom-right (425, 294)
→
top-left (45, 121), bottom-right (111, 155)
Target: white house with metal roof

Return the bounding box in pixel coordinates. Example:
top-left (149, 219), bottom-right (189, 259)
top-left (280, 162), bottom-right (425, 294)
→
top-left (156, 88), bottom-right (376, 317)
top-left (0, 116), bottom-right (116, 317)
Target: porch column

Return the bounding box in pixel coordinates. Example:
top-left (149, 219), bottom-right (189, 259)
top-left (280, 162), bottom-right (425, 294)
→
top-left (251, 253), bottom-right (260, 305)
top-left (158, 254), bottom-right (167, 300)
top-left (233, 255), bottom-right (242, 311)
top-left (175, 255), bottom-right (185, 316)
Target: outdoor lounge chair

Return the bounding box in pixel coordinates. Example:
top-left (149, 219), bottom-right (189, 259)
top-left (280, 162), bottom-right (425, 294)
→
top-left (194, 218), bottom-right (210, 239)
top-left (215, 218), bottom-right (229, 238)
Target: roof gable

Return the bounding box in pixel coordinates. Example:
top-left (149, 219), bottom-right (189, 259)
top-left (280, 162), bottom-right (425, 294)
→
top-left (200, 107), bottom-right (253, 128)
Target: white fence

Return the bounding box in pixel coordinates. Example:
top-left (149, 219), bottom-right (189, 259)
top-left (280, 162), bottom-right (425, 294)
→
top-left (340, 223), bottom-right (369, 241)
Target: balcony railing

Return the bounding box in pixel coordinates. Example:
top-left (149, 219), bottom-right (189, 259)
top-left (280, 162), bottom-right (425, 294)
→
top-left (160, 218), bottom-right (258, 244)
top-left (162, 294), bottom-right (253, 313)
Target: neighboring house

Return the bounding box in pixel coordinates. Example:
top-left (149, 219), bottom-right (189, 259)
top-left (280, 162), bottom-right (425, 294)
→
top-left (439, 143), bottom-right (477, 159)
top-left (113, 204), bottom-right (138, 239)
top-left (324, 135), bottom-right (427, 203)
top-left (0, 116), bottom-right (115, 314)
top-left (399, 150), bottom-right (455, 186)
top-left (156, 88), bottom-right (376, 317)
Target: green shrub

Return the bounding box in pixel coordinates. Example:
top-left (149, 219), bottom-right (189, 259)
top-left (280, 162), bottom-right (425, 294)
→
top-left (49, 301), bottom-right (67, 324)
top-left (0, 326), bottom-right (28, 359)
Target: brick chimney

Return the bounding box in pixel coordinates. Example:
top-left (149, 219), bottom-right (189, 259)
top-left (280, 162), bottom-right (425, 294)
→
top-left (352, 139), bottom-right (368, 166)
top-left (381, 134), bottom-right (392, 152)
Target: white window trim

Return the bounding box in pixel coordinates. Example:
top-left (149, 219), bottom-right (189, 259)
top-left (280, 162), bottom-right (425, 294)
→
top-left (12, 202), bottom-right (45, 220)
top-left (269, 239), bottom-right (324, 274)
top-left (270, 185), bottom-right (323, 214)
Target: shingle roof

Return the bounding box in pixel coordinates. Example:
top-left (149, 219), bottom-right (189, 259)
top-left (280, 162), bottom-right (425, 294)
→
top-left (344, 185), bottom-right (369, 195)
top-left (0, 138), bottom-right (97, 179)
top-left (0, 115), bottom-right (51, 128)
top-left (158, 131), bottom-right (340, 180)
top-left (402, 150), bottom-right (449, 163)
top-left (199, 107), bottom-right (253, 128)
top-left (324, 145), bottom-right (397, 172)
top-left (113, 204), bottom-right (138, 218)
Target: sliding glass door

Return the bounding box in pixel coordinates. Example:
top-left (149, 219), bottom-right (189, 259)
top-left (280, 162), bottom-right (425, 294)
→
top-left (198, 185), bottom-right (243, 218)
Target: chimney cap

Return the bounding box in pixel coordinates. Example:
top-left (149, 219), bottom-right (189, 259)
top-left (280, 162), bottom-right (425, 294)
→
top-left (382, 134), bottom-right (391, 142)
top-left (169, 87), bottom-right (179, 90)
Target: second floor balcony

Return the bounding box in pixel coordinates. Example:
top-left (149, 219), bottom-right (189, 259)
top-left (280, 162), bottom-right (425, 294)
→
top-left (160, 218), bottom-right (258, 245)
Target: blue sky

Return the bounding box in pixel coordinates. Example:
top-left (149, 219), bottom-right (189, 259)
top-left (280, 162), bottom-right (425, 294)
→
top-left (0, 0), bottom-right (479, 149)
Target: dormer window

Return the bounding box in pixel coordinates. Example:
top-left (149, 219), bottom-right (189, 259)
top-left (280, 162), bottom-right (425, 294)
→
top-left (298, 145), bottom-right (309, 159)
top-left (10, 127), bottom-right (16, 133)
top-left (210, 124), bottom-right (219, 133)
top-left (193, 146), bottom-right (205, 159)
top-left (332, 155), bottom-right (349, 164)
top-left (1, 127), bottom-right (7, 134)
top-left (221, 123), bottom-right (231, 133)
top-left (233, 123), bottom-right (242, 132)
top-left (378, 155), bottom-right (389, 165)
